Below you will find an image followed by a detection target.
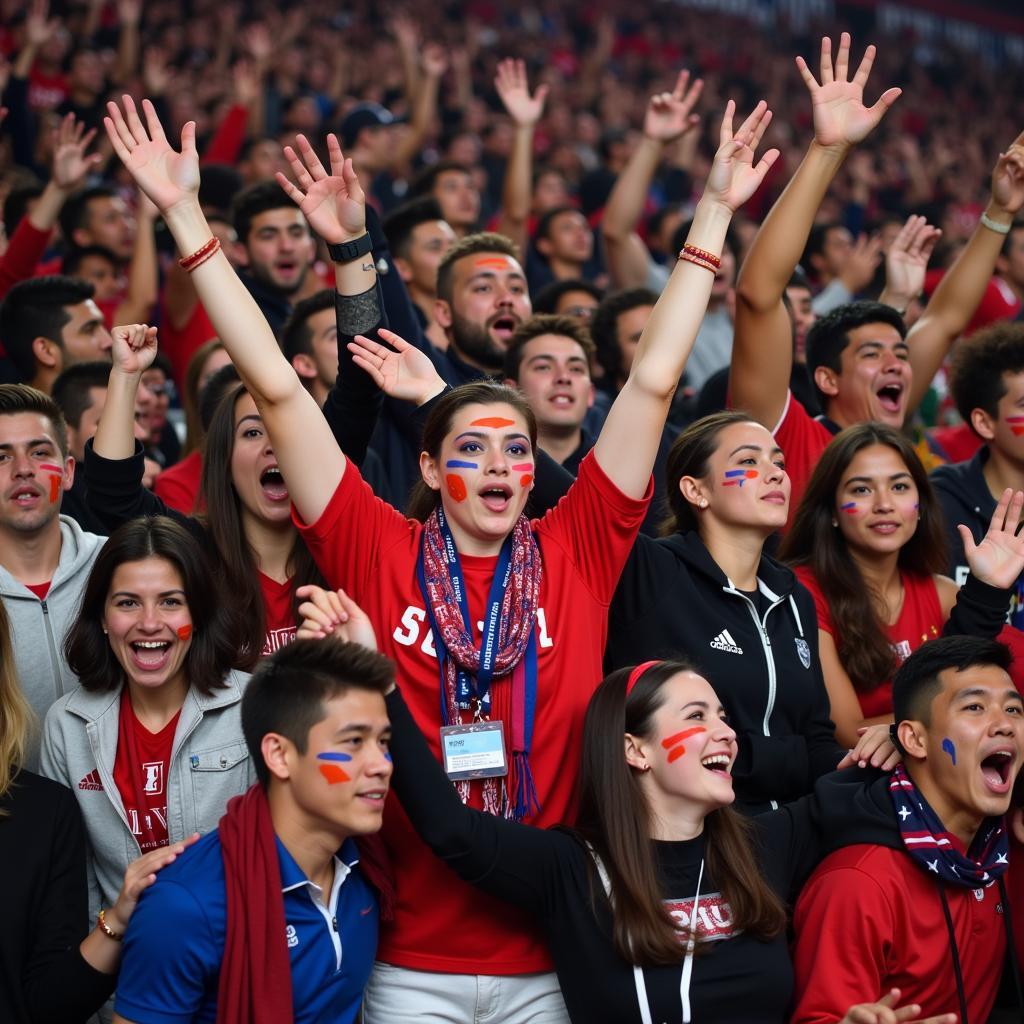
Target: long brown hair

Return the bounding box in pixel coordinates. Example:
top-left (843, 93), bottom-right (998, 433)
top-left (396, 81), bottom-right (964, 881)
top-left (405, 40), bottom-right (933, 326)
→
top-left (779, 424), bottom-right (948, 691)
top-left (0, 600), bottom-right (33, 809)
top-left (660, 410), bottom-right (757, 536)
top-left (575, 661), bottom-right (786, 965)
top-left (199, 384), bottom-right (327, 664)
top-left (182, 337), bottom-right (225, 457)
top-left (406, 380), bottom-right (538, 521)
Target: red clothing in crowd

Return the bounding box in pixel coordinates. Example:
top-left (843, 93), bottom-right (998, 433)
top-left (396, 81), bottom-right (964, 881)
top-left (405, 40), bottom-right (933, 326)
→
top-left (791, 842), bottom-right (1005, 1023)
top-left (924, 270), bottom-right (1021, 335)
top-left (770, 392), bottom-right (834, 525)
top-left (794, 567), bottom-right (943, 718)
top-left (296, 452), bottom-right (649, 975)
top-left (928, 422), bottom-right (983, 464)
top-left (112, 693), bottom-right (179, 854)
top-left (152, 449), bottom-right (203, 514)
top-left (158, 298), bottom-right (218, 389)
top-left (258, 572), bottom-right (296, 656)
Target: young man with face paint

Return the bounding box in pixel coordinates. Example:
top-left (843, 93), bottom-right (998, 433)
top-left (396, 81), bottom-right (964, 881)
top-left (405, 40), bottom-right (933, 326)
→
top-left (0, 382), bottom-right (104, 767)
top-left (791, 636), bottom-right (1024, 1024)
top-left (730, 33), bottom-right (1024, 521)
top-left (933, 323), bottom-right (1024, 630)
top-left (110, 636), bottom-right (394, 1024)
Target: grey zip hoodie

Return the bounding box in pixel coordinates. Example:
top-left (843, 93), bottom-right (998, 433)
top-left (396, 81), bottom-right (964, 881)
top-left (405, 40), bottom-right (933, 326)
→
top-left (0, 515), bottom-right (104, 768)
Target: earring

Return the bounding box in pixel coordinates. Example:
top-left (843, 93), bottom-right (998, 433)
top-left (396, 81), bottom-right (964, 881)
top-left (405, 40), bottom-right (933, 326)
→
top-left (831, 519), bottom-right (838, 527)
top-left (699, 498), bottom-right (709, 510)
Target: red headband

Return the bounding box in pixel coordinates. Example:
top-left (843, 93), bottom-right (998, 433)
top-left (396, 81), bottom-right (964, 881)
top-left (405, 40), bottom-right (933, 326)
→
top-left (625, 660), bottom-right (662, 697)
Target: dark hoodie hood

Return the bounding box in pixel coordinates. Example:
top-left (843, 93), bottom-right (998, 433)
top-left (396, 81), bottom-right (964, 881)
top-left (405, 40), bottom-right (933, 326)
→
top-left (811, 767), bottom-right (903, 855)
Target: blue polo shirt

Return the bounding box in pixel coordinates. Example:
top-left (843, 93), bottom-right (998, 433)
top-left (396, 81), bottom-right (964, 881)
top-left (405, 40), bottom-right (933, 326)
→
top-left (115, 828), bottom-right (378, 1024)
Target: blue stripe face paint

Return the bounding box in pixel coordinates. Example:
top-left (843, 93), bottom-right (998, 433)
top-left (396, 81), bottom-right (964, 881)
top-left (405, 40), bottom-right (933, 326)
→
top-left (445, 460), bottom-right (479, 469)
top-left (317, 752), bottom-right (353, 762)
top-left (941, 738), bottom-right (956, 765)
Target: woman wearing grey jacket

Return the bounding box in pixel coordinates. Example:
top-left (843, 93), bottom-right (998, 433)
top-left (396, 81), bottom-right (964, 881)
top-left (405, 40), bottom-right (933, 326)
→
top-left (40, 516), bottom-right (254, 923)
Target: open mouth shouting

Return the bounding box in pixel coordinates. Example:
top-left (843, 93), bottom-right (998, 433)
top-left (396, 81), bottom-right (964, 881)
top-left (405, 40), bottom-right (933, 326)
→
top-left (979, 747), bottom-right (1016, 795)
top-left (128, 638), bottom-right (174, 673)
top-left (259, 465), bottom-right (289, 502)
top-left (489, 315), bottom-right (520, 345)
top-left (478, 481), bottom-right (514, 514)
top-left (700, 752), bottom-right (733, 777)
top-left (875, 380), bottom-right (904, 416)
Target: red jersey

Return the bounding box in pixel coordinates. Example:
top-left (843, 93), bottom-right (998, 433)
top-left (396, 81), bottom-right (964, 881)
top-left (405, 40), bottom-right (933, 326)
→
top-left (791, 843), bottom-right (1005, 1023)
top-left (112, 692), bottom-right (180, 854)
top-left (159, 297), bottom-right (217, 389)
top-left (795, 567), bottom-right (943, 719)
top-left (771, 392), bottom-right (834, 526)
top-left (929, 422), bottom-right (983, 465)
top-left (153, 449), bottom-right (204, 514)
top-left (296, 452), bottom-right (650, 974)
top-left (259, 571), bottom-right (296, 656)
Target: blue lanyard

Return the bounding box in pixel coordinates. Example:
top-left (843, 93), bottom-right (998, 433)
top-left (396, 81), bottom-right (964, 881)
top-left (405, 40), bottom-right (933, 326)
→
top-left (416, 507), bottom-right (536, 732)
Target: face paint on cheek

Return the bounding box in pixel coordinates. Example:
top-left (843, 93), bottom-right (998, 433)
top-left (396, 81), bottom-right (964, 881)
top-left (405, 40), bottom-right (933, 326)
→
top-left (840, 502), bottom-right (858, 515)
top-left (941, 738), bottom-right (956, 766)
top-left (470, 417), bottom-right (515, 429)
top-left (511, 463), bottom-right (533, 488)
top-left (519, 475), bottom-right (533, 488)
top-left (1007, 416), bottom-right (1024, 436)
top-left (722, 469), bottom-right (758, 487)
top-left (661, 727), bottom-right (707, 763)
top-left (317, 751), bottom-right (352, 784)
top-left (445, 474), bottom-right (468, 502)
top-left (39, 463), bottom-right (63, 502)
top-left (176, 624), bottom-right (193, 641)
top-left (446, 460), bottom-right (479, 469)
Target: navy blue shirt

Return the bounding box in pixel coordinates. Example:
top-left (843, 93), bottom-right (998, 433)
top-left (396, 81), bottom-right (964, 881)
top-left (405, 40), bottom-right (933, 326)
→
top-left (115, 829), bottom-right (378, 1024)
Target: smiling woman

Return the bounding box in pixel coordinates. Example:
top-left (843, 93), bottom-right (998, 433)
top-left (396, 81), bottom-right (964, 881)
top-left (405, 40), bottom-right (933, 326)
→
top-left (38, 516), bottom-right (254, 936)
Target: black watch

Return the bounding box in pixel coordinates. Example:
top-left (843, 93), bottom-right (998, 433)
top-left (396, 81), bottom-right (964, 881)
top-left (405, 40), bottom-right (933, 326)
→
top-left (327, 233), bottom-right (373, 263)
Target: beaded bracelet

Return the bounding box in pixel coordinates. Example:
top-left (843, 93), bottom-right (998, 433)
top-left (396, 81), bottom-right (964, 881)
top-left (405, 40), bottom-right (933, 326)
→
top-left (679, 244), bottom-right (722, 270)
top-left (178, 237), bottom-right (222, 272)
top-left (679, 251), bottom-right (718, 273)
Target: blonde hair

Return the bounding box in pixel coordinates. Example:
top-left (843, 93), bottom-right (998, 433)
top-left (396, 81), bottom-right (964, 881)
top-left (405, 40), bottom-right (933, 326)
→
top-left (0, 600), bottom-right (33, 808)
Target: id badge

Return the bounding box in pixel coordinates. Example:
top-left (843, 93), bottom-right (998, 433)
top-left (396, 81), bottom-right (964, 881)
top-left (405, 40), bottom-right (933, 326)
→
top-left (440, 721), bottom-right (508, 781)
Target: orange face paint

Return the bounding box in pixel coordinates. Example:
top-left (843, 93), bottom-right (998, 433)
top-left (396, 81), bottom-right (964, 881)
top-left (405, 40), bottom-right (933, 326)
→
top-left (474, 257), bottom-right (513, 270)
top-left (176, 624), bottom-right (193, 641)
top-left (661, 726), bottom-right (706, 763)
top-left (520, 475), bottom-right (533, 488)
top-left (318, 764), bottom-right (351, 784)
top-left (470, 417), bottom-right (516, 429)
top-left (445, 474), bottom-right (468, 502)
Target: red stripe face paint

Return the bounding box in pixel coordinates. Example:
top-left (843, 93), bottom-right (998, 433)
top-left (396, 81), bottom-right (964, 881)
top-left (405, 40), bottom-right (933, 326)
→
top-left (661, 727), bottom-right (706, 763)
top-left (176, 624), bottom-right (193, 641)
top-left (1008, 416), bottom-right (1024, 436)
top-left (722, 469), bottom-right (758, 487)
top-left (39, 463), bottom-right (63, 502)
top-left (446, 474), bottom-right (468, 502)
top-left (317, 751), bottom-right (352, 784)
top-left (470, 417), bottom-right (516, 429)
top-left (511, 463), bottom-right (533, 472)
top-left (840, 502), bottom-right (857, 514)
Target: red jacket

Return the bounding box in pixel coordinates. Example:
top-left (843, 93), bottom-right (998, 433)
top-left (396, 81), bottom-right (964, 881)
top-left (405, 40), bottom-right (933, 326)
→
top-left (791, 842), bottom-right (1005, 1023)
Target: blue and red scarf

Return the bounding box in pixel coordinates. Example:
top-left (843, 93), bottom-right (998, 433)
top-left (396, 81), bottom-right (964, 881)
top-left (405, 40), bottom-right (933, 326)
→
top-left (888, 763), bottom-right (1009, 888)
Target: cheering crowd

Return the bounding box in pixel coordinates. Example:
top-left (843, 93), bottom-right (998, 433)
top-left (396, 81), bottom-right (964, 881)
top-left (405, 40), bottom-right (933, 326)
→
top-left (5, 1), bottom-right (1024, 1022)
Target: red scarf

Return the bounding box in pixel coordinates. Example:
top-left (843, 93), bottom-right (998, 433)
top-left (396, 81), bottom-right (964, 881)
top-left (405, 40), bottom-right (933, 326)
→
top-left (215, 785), bottom-right (396, 1024)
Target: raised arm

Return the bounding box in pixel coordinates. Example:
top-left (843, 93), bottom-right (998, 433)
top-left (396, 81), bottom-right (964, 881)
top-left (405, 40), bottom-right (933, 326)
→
top-left (731, 34), bottom-right (900, 428)
top-left (903, 137), bottom-right (1024, 412)
top-left (596, 101), bottom-right (779, 499)
top-left (601, 70), bottom-right (703, 289)
top-left (493, 58), bottom-right (549, 255)
top-left (103, 96), bottom-right (345, 525)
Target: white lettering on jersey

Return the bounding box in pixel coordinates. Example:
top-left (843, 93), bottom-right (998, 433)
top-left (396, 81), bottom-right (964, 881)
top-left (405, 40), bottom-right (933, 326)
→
top-left (392, 605), bottom-right (554, 656)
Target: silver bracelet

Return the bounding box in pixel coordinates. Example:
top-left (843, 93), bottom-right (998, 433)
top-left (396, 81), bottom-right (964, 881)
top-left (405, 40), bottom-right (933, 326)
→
top-left (980, 212), bottom-right (1012, 235)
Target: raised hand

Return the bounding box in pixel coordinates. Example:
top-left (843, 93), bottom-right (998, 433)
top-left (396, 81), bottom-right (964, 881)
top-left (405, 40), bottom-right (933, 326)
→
top-left (296, 585), bottom-right (379, 652)
top-left (990, 137), bottom-right (1024, 217)
top-left (841, 988), bottom-right (956, 1024)
top-left (275, 133), bottom-right (365, 244)
top-left (51, 113), bottom-right (101, 191)
top-left (643, 69), bottom-right (703, 144)
top-left (961, 488), bottom-right (1024, 590)
top-left (422, 42), bottom-right (449, 79)
top-left (111, 323), bottom-right (158, 376)
top-left (494, 58), bottom-right (549, 128)
top-left (701, 100), bottom-right (780, 213)
top-left (795, 33), bottom-right (901, 151)
top-left (882, 215), bottom-right (941, 306)
top-left (24, 0), bottom-right (60, 49)
top-left (104, 95), bottom-right (199, 214)
top-left (348, 328), bottom-right (446, 406)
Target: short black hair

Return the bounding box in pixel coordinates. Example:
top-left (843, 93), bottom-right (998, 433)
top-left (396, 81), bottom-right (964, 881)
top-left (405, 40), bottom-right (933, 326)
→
top-left (3, 185), bottom-right (44, 235)
top-left (892, 636), bottom-right (1013, 726)
top-left (199, 363), bottom-right (241, 433)
top-left (231, 181), bottom-right (301, 245)
top-left (242, 639), bottom-right (394, 787)
top-left (410, 160), bottom-right (472, 201)
top-left (58, 185), bottom-right (120, 245)
top-left (0, 383), bottom-right (68, 456)
top-left (535, 205), bottom-right (583, 242)
top-left (280, 290), bottom-right (335, 363)
top-left (950, 322), bottom-right (1024, 435)
top-left (198, 163), bottom-right (243, 214)
top-left (787, 267), bottom-right (812, 292)
top-left (382, 197), bottom-right (445, 260)
top-left (589, 287), bottom-right (658, 386)
top-left (503, 313), bottom-right (595, 381)
top-left (804, 301), bottom-right (907, 408)
top-left (802, 221), bottom-right (844, 272)
top-left (0, 276), bottom-right (96, 380)
top-left (51, 360), bottom-right (110, 428)
top-left (62, 245), bottom-right (119, 278)
top-left (532, 278), bottom-right (603, 315)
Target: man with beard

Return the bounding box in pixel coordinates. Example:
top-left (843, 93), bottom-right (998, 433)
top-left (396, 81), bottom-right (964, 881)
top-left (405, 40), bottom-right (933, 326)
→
top-left (231, 181), bottom-right (321, 338)
top-left (0, 384), bottom-right (104, 768)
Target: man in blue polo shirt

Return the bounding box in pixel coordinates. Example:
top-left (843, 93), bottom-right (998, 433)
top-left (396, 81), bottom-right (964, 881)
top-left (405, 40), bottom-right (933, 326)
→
top-left (112, 638), bottom-right (395, 1024)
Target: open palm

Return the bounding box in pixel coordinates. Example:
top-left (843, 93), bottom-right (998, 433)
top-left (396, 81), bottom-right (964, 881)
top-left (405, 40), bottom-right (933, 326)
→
top-left (796, 33), bottom-right (901, 150)
top-left (990, 138), bottom-right (1024, 216)
top-left (104, 95), bottom-right (199, 213)
top-left (962, 489), bottom-right (1024, 590)
top-left (348, 328), bottom-right (445, 406)
top-left (643, 69), bottom-right (703, 143)
top-left (276, 133), bottom-right (365, 244)
top-left (703, 100), bottom-right (779, 213)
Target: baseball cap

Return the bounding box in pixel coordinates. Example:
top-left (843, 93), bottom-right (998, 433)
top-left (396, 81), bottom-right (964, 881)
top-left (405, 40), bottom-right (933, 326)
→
top-left (340, 103), bottom-right (402, 148)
